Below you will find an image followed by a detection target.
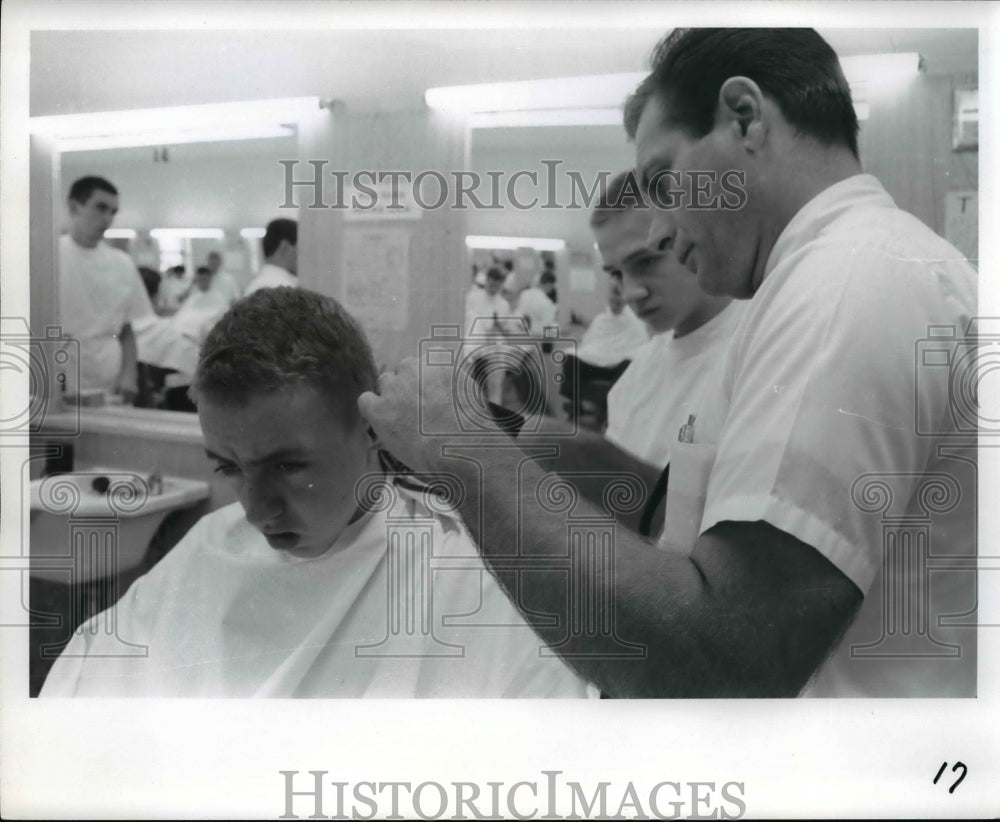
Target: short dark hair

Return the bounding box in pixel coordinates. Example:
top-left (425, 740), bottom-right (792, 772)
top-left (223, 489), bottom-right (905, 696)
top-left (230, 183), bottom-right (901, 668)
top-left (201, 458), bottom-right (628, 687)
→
top-left (624, 28), bottom-right (859, 158)
top-left (590, 170), bottom-right (648, 228)
top-left (485, 266), bottom-right (507, 282)
top-left (191, 287), bottom-right (377, 426)
top-left (539, 270), bottom-right (557, 286)
top-left (262, 218), bottom-right (298, 258)
top-left (195, 266), bottom-right (213, 276)
top-left (68, 176), bottom-right (118, 205)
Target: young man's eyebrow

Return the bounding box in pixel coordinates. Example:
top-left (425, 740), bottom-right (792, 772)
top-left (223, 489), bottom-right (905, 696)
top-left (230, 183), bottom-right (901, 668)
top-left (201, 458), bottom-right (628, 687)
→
top-left (622, 247), bottom-right (658, 266)
top-left (204, 447), bottom-right (308, 467)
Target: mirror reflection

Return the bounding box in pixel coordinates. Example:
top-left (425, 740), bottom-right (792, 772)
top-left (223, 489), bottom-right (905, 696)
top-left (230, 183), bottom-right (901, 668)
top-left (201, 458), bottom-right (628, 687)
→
top-left (58, 134), bottom-right (299, 411)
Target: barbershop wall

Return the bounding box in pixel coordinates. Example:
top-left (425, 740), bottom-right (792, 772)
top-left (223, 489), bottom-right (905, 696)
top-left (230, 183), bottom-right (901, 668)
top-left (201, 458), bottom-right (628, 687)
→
top-left (858, 71), bottom-right (979, 255)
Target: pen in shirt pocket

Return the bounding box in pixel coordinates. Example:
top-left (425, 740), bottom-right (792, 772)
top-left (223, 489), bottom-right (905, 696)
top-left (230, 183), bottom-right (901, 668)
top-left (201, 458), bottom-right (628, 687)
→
top-left (678, 414), bottom-right (696, 444)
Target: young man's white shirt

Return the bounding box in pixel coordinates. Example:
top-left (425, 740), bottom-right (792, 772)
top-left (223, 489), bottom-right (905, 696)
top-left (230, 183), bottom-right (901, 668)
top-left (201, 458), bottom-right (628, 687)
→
top-left (604, 303), bottom-right (743, 467)
top-left (58, 235), bottom-right (155, 393)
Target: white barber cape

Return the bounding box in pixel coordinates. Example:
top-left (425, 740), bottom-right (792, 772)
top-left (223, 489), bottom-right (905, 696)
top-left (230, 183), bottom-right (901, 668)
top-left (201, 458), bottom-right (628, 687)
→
top-left (42, 481), bottom-right (595, 698)
top-left (576, 306), bottom-right (649, 368)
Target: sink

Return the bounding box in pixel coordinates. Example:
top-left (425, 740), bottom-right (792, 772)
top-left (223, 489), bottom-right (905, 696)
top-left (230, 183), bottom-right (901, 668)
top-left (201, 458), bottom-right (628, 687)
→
top-left (29, 467), bottom-right (209, 583)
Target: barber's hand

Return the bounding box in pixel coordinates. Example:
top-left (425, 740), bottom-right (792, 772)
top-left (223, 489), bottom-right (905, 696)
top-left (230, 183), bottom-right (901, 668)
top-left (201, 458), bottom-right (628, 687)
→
top-left (358, 357), bottom-right (502, 475)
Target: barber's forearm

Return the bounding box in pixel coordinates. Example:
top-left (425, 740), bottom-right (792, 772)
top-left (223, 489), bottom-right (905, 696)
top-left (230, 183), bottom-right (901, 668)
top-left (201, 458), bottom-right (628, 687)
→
top-left (443, 447), bottom-right (857, 698)
top-left (442, 446), bottom-right (707, 697)
top-left (522, 422), bottom-right (663, 534)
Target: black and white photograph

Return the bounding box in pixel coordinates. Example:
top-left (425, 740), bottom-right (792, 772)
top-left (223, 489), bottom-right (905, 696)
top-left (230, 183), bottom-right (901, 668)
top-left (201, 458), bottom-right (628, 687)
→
top-left (1, 0), bottom-right (997, 818)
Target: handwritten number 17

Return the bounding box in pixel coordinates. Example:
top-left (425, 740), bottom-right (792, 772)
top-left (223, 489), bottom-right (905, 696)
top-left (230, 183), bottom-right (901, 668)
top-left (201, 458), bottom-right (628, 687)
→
top-left (933, 761), bottom-right (967, 793)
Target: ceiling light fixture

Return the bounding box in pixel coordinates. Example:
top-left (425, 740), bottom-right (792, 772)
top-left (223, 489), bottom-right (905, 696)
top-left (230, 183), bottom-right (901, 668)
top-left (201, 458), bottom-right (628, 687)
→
top-left (30, 97), bottom-right (322, 151)
top-left (466, 235), bottom-right (566, 252)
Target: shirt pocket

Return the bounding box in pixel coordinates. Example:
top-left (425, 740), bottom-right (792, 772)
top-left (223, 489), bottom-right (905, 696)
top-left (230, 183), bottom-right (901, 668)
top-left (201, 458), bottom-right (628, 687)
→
top-left (658, 441), bottom-right (718, 555)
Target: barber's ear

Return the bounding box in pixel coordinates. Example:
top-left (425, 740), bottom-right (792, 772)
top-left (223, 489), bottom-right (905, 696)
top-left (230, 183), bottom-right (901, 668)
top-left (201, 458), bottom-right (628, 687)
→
top-left (718, 76), bottom-right (766, 151)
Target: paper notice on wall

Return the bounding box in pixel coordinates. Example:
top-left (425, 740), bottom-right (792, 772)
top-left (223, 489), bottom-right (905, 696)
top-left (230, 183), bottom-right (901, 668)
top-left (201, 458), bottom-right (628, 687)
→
top-left (343, 180), bottom-right (423, 221)
top-left (944, 190), bottom-right (978, 265)
top-left (341, 227), bottom-right (410, 331)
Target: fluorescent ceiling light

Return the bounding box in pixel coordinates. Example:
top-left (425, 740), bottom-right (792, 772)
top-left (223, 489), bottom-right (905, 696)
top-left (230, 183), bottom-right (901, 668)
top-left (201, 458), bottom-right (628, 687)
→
top-left (31, 97), bottom-right (320, 151)
top-left (239, 227), bottom-right (266, 239)
top-left (427, 73), bottom-right (645, 129)
top-left (472, 108), bottom-right (625, 129)
top-left (427, 73), bottom-right (646, 114)
top-left (56, 124), bottom-right (294, 152)
top-left (103, 228), bottom-right (137, 240)
top-left (150, 228), bottom-right (225, 241)
top-left (466, 235), bottom-right (566, 252)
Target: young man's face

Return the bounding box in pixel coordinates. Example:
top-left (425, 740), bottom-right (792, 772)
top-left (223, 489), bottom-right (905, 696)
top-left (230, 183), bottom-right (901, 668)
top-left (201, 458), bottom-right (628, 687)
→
top-left (607, 277), bottom-right (626, 315)
top-left (199, 384), bottom-right (375, 559)
top-left (484, 275), bottom-right (504, 296)
top-left (593, 206), bottom-right (707, 335)
top-left (69, 189), bottom-right (119, 248)
top-left (634, 94), bottom-right (759, 299)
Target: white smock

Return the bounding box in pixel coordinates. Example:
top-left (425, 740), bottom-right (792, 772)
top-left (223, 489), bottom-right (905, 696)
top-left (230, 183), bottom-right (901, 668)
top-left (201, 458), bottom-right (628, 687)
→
top-left (655, 175), bottom-right (978, 697)
top-left (604, 302), bottom-right (742, 467)
top-left (41, 481), bottom-right (596, 698)
top-left (244, 263), bottom-right (298, 296)
top-left (576, 306), bottom-right (650, 368)
top-left (58, 235), bottom-right (155, 393)
top-left (516, 286), bottom-right (559, 338)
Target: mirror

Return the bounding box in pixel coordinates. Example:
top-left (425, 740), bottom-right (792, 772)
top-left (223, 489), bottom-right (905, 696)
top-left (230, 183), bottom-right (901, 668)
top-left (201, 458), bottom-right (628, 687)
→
top-left (47, 131), bottom-right (301, 413)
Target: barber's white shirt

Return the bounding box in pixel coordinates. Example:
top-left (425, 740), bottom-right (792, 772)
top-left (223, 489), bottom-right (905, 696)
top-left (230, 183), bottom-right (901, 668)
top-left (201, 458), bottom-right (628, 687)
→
top-left (41, 482), bottom-right (597, 698)
top-left (656, 175), bottom-right (978, 697)
top-left (605, 303), bottom-right (742, 467)
top-left (58, 235), bottom-right (154, 393)
top-left (244, 263), bottom-right (297, 296)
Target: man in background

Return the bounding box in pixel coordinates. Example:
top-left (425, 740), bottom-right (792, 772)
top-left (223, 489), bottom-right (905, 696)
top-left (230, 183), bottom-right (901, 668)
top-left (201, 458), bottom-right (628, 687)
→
top-left (244, 218), bottom-right (298, 295)
top-left (58, 175), bottom-right (155, 400)
top-left (205, 249), bottom-right (242, 304)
